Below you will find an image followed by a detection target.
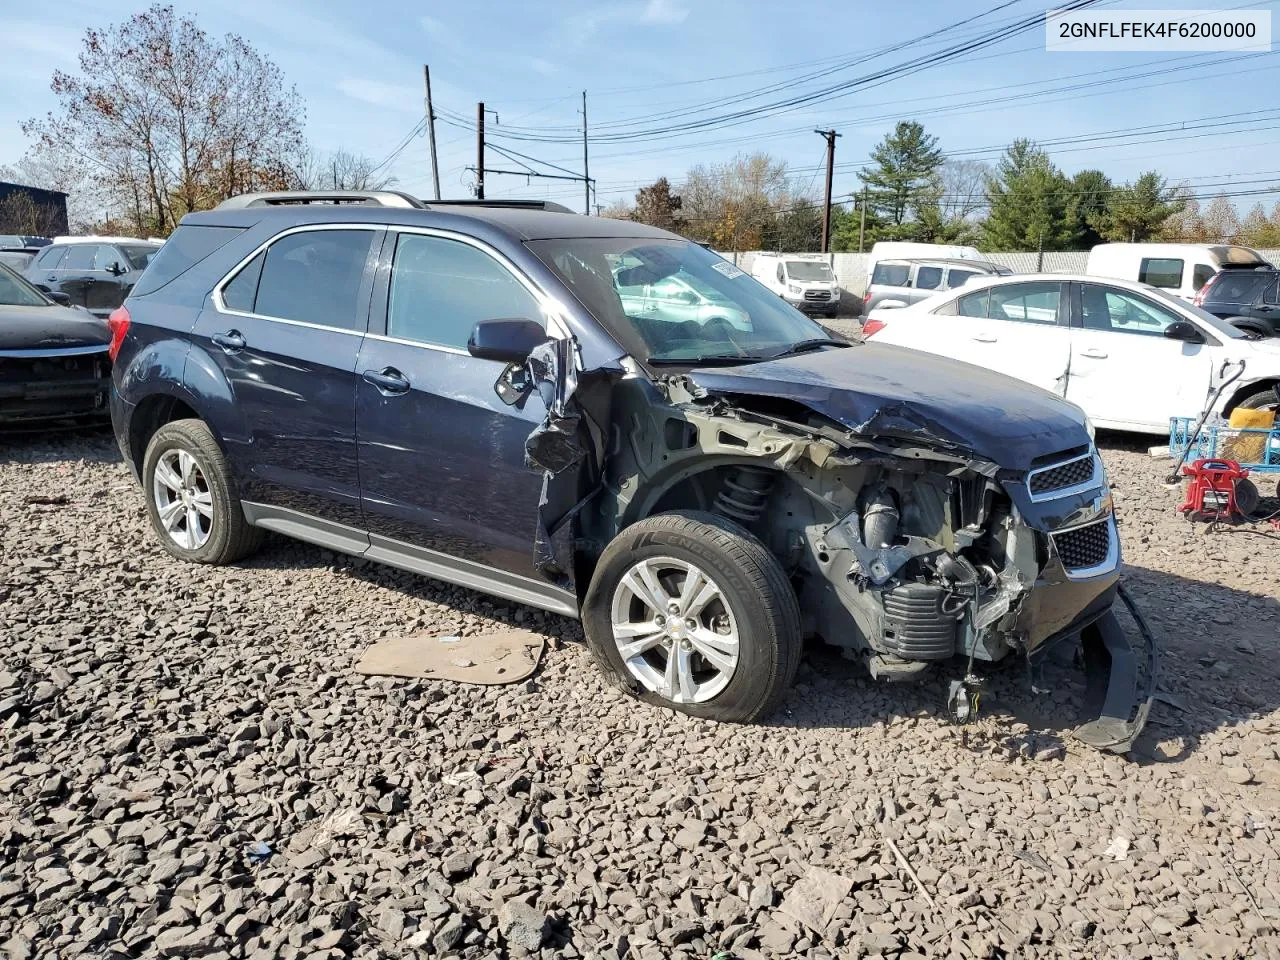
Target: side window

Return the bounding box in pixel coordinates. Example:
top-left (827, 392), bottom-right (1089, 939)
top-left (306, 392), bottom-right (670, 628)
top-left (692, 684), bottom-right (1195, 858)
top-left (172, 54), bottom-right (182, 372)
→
top-left (35, 246), bottom-right (67, 269)
top-left (221, 251), bottom-right (265, 313)
top-left (954, 290), bottom-right (989, 318)
top-left (945, 269), bottom-right (978, 289)
top-left (776, 264), bottom-right (785, 283)
top-left (987, 282), bottom-right (1062, 325)
top-left (61, 245), bottom-right (97, 271)
top-left (871, 263), bottom-right (910, 287)
top-left (1079, 284), bottom-right (1183, 336)
top-left (914, 266), bottom-right (943, 290)
top-left (96, 247), bottom-right (126, 272)
top-left (1138, 257), bottom-right (1183, 289)
top-left (1192, 264), bottom-right (1215, 292)
top-left (252, 229), bottom-right (373, 331)
top-left (1263, 278), bottom-right (1280, 306)
top-left (387, 233), bottom-right (543, 351)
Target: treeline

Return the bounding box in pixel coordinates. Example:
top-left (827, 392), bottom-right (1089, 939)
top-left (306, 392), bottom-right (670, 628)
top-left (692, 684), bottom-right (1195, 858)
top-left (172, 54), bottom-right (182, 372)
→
top-left (1, 5), bottom-right (394, 236)
top-left (607, 121), bottom-right (1280, 252)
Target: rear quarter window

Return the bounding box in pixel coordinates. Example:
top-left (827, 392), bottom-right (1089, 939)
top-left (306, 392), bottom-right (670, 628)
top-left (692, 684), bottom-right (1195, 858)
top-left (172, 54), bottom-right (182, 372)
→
top-left (132, 225), bottom-right (245, 297)
top-left (1205, 272), bottom-right (1272, 303)
top-left (872, 263), bottom-right (910, 287)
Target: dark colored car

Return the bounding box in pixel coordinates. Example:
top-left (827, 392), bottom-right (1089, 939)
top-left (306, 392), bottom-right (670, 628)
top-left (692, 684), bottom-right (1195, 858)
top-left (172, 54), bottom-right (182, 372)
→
top-left (108, 190), bottom-right (1153, 750)
top-left (1193, 267), bottom-right (1280, 337)
top-left (0, 262), bottom-right (111, 425)
top-left (24, 238), bottom-right (161, 317)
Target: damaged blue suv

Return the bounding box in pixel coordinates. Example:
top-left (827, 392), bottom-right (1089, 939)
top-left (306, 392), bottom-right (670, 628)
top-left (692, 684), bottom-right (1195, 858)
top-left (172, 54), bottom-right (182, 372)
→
top-left (110, 191), bottom-right (1154, 750)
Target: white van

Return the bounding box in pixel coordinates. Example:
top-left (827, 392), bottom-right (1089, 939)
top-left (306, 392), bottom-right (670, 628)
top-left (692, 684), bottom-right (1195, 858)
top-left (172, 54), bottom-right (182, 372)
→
top-left (865, 241), bottom-right (986, 292)
top-left (749, 252), bottom-right (841, 318)
top-left (1085, 243), bottom-right (1271, 302)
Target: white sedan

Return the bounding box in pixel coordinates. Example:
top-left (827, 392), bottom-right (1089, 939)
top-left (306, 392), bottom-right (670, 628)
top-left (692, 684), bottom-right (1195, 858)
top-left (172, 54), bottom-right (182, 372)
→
top-left (864, 273), bottom-right (1280, 434)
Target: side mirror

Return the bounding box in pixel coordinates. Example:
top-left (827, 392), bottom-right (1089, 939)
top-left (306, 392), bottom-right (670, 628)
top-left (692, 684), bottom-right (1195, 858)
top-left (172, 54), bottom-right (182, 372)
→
top-left (1164, 319), bottom-right (1204, 343)
top-left (107, 262), bottom-right (126, 276)
top-left (467, 318), bottom-right (550, 365)
top-left (47, 291), bottom-right (71, 306)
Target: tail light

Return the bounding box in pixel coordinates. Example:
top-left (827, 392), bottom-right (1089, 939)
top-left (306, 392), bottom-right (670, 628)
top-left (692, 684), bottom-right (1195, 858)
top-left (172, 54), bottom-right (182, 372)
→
top-left (107, 306), bottom-right (131, 361)
top-left (862, 318), bottom-right (886, 336)
top-left (1193, 273), bottom-right (1220, 307)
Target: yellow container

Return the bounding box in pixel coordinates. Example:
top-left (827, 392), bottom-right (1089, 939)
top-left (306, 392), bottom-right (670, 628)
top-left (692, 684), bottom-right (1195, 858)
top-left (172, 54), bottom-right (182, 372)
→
top-left (1221, 408), bottom-right (1276, 463)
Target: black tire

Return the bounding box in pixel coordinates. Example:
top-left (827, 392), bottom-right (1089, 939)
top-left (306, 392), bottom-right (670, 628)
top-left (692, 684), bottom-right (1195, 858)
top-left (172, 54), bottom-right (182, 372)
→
top-left (141, 418), bottom-right (263, 565)
top-left (1237, 387), bottom-right (1280, 412)
top-left (1234, 477), bottom-right (1261, 517)
top-left (581, 510), bottom-right (801, 723)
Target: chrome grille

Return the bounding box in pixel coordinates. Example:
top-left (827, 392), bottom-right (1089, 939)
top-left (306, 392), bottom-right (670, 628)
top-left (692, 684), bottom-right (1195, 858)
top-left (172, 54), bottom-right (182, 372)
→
top-left (1052, 518), bottom-right (1112, 571)
top-left (803, 290), bottom-right (832, 301)
top-left (1028, 452), bottom-right (1097, 499)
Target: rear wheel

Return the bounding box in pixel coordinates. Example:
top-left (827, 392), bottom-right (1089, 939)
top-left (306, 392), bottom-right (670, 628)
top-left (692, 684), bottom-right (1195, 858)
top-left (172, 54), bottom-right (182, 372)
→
top-left (1237, 387), bottom-right (1280, 413)
top-left (582, 511), bottom-right (801, 723)
top-left (142, 418), bottom-right (263, 564)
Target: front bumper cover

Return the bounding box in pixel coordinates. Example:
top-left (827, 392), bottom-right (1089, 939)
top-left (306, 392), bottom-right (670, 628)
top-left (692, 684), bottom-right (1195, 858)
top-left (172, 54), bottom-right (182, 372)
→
top-left (1037, 583), bottom-right (1157, 753)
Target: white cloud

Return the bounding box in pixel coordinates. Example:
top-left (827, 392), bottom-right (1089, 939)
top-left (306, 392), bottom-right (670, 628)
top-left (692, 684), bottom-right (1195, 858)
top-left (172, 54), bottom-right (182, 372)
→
top-left (420, 15), bottom-right (464, 56)
top-left (641, 0), bottom-right (688, 24)
top-left (529, 58), bottom-right (558, 76)
top-left (336, 77), bottom-right (419, 112)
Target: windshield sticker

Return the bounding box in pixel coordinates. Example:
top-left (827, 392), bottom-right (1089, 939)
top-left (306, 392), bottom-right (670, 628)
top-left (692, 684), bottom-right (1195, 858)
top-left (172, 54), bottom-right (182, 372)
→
top-left (711, 261), bottom-right (744, 280)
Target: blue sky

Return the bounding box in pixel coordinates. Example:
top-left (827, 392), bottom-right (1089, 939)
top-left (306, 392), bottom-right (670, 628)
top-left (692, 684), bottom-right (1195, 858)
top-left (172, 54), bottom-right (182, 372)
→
top-left (3, 0), bottom-right (1279, 215)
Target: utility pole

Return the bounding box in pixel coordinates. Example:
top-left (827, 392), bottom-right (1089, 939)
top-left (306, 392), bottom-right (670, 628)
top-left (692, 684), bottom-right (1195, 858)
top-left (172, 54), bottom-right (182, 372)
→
top-left (858, 186), bottom-right (868, 253)
top-left (475, 102), bottom-right (486, 200)
top-left (814, 128), bottom-right (841, 253)
top-left (423, 65), bottom-right (441, 200)
top-left (581, 91), bottom-right (591, 215)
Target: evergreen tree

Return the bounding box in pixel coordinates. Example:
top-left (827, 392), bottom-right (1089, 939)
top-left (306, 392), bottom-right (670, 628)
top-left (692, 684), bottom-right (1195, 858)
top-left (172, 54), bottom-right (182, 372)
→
top-left (632, 177), bottom-right (683, 232)
top-left (981, 140), bottom-right (1076, 252)
top-left (858, 121), bottom-right (944, 228)
top-left (1093, 172), bottom-right (1184, 242)
top-left (1068, 169), bottom-right (1111, 248)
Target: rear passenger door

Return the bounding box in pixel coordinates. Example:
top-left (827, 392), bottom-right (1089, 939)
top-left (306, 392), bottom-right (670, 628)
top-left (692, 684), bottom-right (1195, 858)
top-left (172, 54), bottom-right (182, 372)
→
top-left (946, 281), bottom-right (1072, 394)
top-left (192, 225), bottom-right (380, 538)
top-left (25, 244), bottom-right (68, 293)
top-left (57, 244), bottom-right (102, 309)
top-left (354, 229), bottom-right (552, 583)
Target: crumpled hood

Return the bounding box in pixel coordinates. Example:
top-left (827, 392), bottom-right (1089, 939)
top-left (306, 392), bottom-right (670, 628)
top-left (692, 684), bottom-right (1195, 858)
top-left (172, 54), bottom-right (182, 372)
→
top-left (686, 342), bottom-right (1090, 470)
top-left (0, 304), bottom-right (109, 351)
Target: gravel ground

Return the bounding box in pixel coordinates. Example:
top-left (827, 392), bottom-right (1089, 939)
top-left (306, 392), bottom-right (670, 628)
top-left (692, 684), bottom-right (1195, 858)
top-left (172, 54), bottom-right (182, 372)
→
top-left (1, 427), bottom-right (1278, 960)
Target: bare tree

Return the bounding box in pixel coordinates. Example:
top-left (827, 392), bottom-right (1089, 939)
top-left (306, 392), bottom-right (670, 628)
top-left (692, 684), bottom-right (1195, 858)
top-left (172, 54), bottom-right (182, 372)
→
top-left (1200, 194), bottom-right (1241, 242)
top-left (291, 148), bottom-right (399, 191)
top-left (598, 199), bottom-right (634, 220)
top-left (682, 153), bottom-right (789, 251)
top-left (935, 159), bottom-right (991, 223)
top-left (22, 4), bottom-right (306, 236)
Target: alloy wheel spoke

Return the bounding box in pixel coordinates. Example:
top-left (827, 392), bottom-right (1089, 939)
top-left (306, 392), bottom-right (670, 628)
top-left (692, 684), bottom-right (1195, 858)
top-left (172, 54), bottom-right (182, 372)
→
top-left (677, 568), bottom-right (705, 614)
top-left (179, 451), bottom-right (198, 487)
top-left (688, 628), bottom-right (737, 673)
top-left (616, 629), bottom-right (664, 661)
top-left (191, 491), bottom-right (214, 519)
top-left (158, 498), bottom-right (185, 531)
top-left (186, 506), bottom-right (203, 548)
top-left (663, 646), bottom-right (697, 702)
top-left (622, 564), bottom-right (668, 613)
top-left (683, 579), bottom-right (722, 618)
top-left (154, 458), bottom-right (183, 494)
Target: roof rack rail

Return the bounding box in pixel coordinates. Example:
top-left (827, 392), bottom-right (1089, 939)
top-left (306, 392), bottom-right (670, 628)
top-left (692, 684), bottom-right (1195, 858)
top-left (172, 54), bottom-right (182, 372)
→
top-left (217, 190), bottom-right (425, 210)
top-left (427, 199), bottom-right (576, 215)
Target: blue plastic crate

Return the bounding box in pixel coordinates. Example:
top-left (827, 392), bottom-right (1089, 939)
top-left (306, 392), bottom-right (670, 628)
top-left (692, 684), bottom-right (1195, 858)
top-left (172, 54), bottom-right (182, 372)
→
top-left (1169, 416), bottom-right (1280, 474)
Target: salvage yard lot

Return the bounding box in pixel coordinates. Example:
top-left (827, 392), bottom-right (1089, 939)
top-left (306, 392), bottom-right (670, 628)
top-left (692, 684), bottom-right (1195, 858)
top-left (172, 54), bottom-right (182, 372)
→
top-left (1, 430), bottom-right (1278, 960)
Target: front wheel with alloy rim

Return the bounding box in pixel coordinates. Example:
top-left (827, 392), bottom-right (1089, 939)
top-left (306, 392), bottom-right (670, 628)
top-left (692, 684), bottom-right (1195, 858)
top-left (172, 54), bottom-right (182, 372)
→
top-left (142, 418), bottom-right (263, 565)
top-left (582, 510), bottom-right (801, 723)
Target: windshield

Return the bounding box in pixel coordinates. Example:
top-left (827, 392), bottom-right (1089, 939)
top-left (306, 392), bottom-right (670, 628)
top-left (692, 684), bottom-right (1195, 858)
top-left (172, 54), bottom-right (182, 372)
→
top-left (786, 260), bottom-right (834, 282)
top-left (528, 237), bottom-right (831, 364)
top-left (1147, 287), bottom-right (1245, 340)
top-left (0, 263), bottom-right (51, 307)
top-left (120, 244), bottom-right (159, 270)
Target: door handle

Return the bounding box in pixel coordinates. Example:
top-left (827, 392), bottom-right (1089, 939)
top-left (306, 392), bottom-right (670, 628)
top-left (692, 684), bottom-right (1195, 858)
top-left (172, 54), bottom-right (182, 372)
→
top-left (211, 330), bottom-right (246, 352)
top-left (1256, 305), bottom-right (1276, 313)
top-left (46, 275), bottom-right (57, 282)
top-left (1081, 348), bottom-right (1108, 359)
top-left (972, 334), bottom-right (998, 343)
top-left (363, 367), bottom-right (410, 396)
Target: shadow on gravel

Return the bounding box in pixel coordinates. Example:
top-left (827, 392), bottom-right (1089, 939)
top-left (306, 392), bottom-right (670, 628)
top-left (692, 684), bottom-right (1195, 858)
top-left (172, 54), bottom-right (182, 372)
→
top-left (0, 422), bottom-right (119, 464)
top-left (769, 566), bottom-right (1280, 766)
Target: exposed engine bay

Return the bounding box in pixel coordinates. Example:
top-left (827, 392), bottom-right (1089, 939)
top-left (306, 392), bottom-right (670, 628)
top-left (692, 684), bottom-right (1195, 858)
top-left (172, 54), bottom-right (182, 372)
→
top-left (512, 336), bottom-right (1155, 753)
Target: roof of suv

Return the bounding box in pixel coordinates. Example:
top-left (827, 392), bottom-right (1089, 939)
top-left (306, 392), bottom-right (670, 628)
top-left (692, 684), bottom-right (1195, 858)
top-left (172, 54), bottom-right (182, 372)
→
top-left (876, 257), bottom-right (1003, 271)
top-left (185, 193), bottom-right (677, 243)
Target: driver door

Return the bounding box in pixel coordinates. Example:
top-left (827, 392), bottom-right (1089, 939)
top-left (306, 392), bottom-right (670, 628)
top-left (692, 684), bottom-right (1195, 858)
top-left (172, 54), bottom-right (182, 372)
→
top-left (1066, 282), bottom-right (1214, 429)
top-left (355, 229), bottom-right (554, 582)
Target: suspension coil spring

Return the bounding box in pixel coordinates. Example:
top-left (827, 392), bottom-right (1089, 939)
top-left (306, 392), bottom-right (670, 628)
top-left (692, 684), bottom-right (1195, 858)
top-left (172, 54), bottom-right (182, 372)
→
top-left (714, 466), bottom-right (776, 525)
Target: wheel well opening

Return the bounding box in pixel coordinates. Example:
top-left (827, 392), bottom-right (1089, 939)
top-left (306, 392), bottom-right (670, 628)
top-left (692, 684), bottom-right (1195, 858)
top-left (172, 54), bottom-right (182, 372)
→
top-left (1224, 378), bottom-right (1280, 416)
top-left (129, 395), bottom-right (199, 475)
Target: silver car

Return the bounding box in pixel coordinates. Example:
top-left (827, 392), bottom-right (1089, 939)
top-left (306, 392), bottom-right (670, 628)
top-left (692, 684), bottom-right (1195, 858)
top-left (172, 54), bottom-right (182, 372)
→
top-left (617, 271), bottom-right (752, 330)
top-left (864, 258), bottom-right (1010, 313)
